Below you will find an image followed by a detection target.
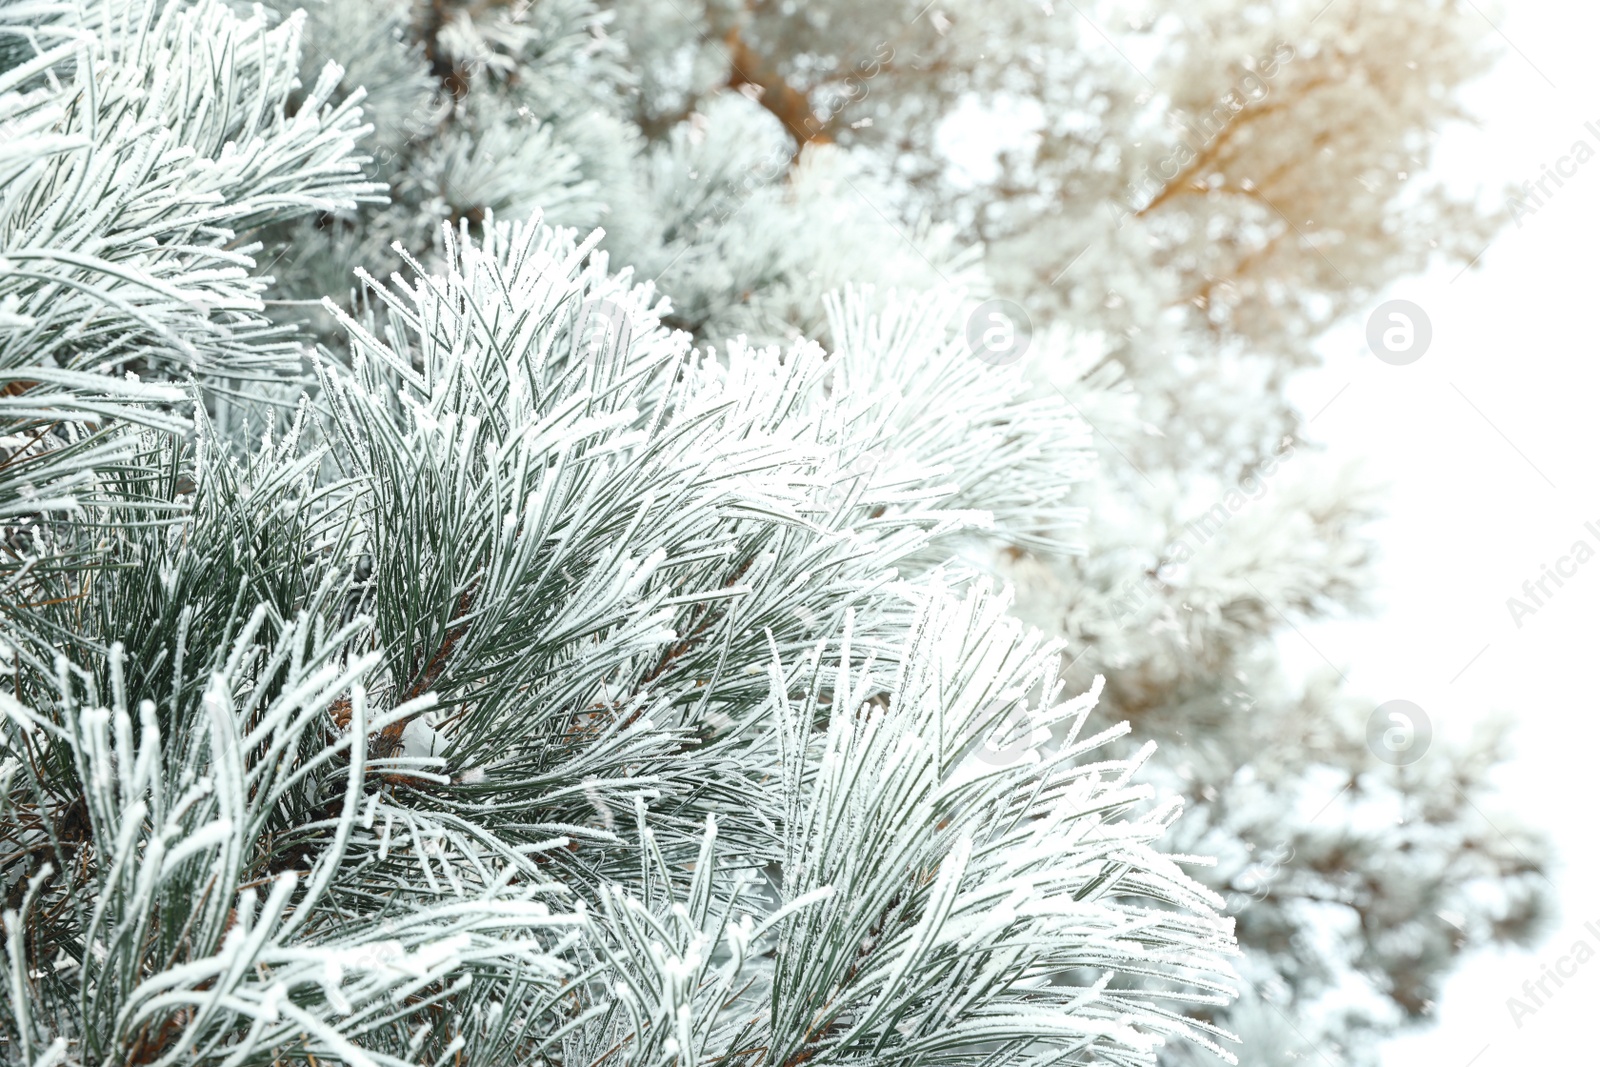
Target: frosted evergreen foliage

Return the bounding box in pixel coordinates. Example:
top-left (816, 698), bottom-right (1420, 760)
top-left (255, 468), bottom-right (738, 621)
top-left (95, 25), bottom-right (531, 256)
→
top-left (0, 0), bottom-right (378, 596)
top-left (0, 208), bottom-right (1239, 1061)
top-left (0, 5), bottom-right (1242, 1063)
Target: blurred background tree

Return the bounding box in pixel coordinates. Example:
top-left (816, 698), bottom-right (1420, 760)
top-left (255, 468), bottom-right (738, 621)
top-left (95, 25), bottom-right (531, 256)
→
top-left (260, 0), bottom-right (1555, 1062)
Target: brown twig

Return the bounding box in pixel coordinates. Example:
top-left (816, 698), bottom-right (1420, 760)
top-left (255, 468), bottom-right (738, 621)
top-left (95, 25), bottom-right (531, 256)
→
top-left (722, 26), bottom-right (831, 156)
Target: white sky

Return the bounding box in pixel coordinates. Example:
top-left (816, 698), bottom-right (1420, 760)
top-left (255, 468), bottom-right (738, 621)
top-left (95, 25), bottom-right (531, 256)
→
top-left (932, 3), bottom-right (1599, 1059)
top-left (1276, 3), bottom-right (1600, 1064)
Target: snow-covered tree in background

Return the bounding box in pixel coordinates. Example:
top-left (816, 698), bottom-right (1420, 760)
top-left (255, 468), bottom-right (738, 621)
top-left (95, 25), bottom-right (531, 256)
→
top-left (0, 3), bottom-right (1241, 1065)
top-left (0, 0), bottom-right (1553, 1065)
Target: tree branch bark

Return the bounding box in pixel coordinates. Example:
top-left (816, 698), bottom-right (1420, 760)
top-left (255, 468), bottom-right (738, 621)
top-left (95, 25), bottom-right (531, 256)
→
top-left (722, 25), bottom-right (831, 155)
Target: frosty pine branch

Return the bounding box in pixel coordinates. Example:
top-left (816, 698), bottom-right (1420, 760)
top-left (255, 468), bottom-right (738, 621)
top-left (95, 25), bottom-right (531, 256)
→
top-left (0, 4), bottom-right (1238, 1064)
